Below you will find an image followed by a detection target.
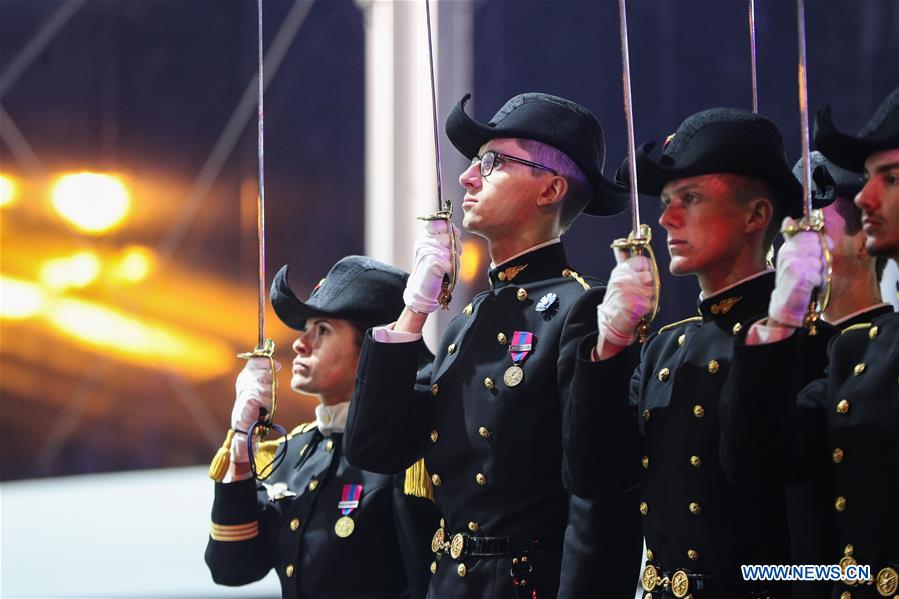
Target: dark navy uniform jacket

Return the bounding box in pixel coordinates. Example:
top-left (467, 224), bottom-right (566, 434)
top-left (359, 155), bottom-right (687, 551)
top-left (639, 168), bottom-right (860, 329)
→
top-left (565, 271), bottom-right (815, 597)
top-left (205, 424), bottom-right (440, 599)
top-left (345, 242), bottom-right (642, 599)
top-left (722, 306), bottom-right (898, 599)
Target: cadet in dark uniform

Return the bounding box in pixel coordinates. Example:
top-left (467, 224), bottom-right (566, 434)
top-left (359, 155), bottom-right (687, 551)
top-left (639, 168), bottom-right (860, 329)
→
top-left (563, 108), bottom-right (813, 598)
top-left (722, 88), bottom-right (899, 599)
top-left (205, 256), bottom-right (440, 599)
top-left (344, 93), bottom-right (643, 598)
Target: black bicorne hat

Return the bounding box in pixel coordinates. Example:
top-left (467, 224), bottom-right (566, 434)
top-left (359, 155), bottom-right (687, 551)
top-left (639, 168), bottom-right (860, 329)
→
top-left (792, 151), bottom-right (864, 208)
top-left (445, 92), bottom-right (629, 217)
top-left (271, 256), bottom-right (407, 332)
top-left (814, 87), bottom-right (899, 172)
top-left (619, 107), bottom-right (804, 217)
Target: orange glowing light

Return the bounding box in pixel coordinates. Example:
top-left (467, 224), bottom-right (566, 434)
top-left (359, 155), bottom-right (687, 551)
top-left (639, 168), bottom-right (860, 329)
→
top-left (40, 251), bottom-right (101, 290)
top-left (0, 174), bottom-right (17, 207)
top-left (0, 276), bottom-right (46, 319)
top-left (51, 172), bottom-right (131, 233)
top-left (459, 239), bottom-right (483, 283)
top-left (116, 246), bottom-right (154, 283)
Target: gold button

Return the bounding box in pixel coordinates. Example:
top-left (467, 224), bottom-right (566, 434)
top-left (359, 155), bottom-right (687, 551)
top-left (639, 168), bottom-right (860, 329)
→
top-left (835, 496), bottom-right (847, 511)
top-left (289, 518), bottom-right (300, 531)
top-left (677, 334), bottom-right (686, 346)
top-left (687, 549), bottom-right (699, 561)
top-left (646, 549), bottom-right (654, 561)
top-left (840, 592), bottom-right (851, 599)
top-left (497, 332), bottom-right (508, 345)
top-left (430, 430), bottom-right (439, 443)
top-left (447, 343), bottom-right (456, 354)
top-left (836, 399), bottom-right (850, 415)
top-left (693, 404), bottom-right (705, 418)
top-left (478, 426), bottom-right (491, 439)
top-left (484, 377), bottom-right (495, 390)
top-left (457, 563), bottom-right (467, 577)
top-left (690, 455), bottom-right (702, 467)
top-left (732, 322), bottom-right (742, 335)
top-left (869, 325), bottom-right (878, 340)
top-left (286, 564), bottom-right (295, 577)
top-left (853, 363), bottom-right (865, 376)
top-left (832, 447), bottom-right (844, 463)
top-left (308, 479), bottom-right (319, 492)
top-left (300, 443), bottom-right (309, 456)
top-left (431, 384), bottom-right (439, 396)
top-left (844, 544), bottom-right (854, 557)
top-left (643, 409), bottom-right (651, 421)
top-left (440, 518), bottom-right (445, 528)
top-left (562, 268), bottom-right (572, 277)
top-left (707, 359), bottom-right (719, 374)
top-left (641, 456), bottom-right (650, 469)
top-left (463, 303), bottom-right (473, 316)
top-left (646, 594), bottom-right (653, 599)
top-left (657, 367), bottom-right (670, 382)
top-left (430, 561), bottom-right (437, 574)
top-left (431, 474), bottom-right (442, 487)
top-left (498, 271), bottom-right (507, 281)
top-left (468, 521), bottom-right (480, 532)
top-left (475, 473), bottom-right (487, 486)
top-left (689, 502), bottom-right (702, 515)
top-left (516, 288), bottom-right (528, 301)
top-left (326, 439), bottom-right (334, 452)
top-left (639, 501), bottom-right (649, 515)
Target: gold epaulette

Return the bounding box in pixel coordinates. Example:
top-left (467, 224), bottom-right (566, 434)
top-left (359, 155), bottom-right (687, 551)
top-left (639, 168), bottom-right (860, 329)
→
top-left (404, 458), bottom-right (434, 501)
top-left (565, 268), bottom-right (591, 291)
top-left (841, 322), bottom-right (873, 335)
top-left (658, 316), bottom-right (703, 334)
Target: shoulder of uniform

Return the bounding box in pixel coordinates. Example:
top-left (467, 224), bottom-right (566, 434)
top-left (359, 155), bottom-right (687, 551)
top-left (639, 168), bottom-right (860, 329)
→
top-left (841, 322), bottom-right (873, 335)
top-left (290, 421), bottom-right (318, 436)
top-left (561, 268), bottom-right (592, 291)
top-left (658, 316), bottom-right (703, 334)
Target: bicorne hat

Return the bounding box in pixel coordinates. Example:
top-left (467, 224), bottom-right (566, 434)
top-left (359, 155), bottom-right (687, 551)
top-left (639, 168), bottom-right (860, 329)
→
top-left (814, 87), bottom-right (899, 172)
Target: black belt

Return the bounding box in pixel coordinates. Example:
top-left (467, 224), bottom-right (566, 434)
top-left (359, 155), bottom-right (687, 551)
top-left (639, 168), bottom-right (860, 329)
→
top-left (431, 529), bottom-right (559, 560)
top-left (641, 564), bottom-right (788, 598)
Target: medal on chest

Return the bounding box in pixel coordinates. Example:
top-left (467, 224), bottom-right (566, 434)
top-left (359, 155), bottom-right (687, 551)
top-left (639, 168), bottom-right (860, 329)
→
top-left (504, 331), bottom-right (534, 387)
top-left (334, 483), bottom-right (363, 538)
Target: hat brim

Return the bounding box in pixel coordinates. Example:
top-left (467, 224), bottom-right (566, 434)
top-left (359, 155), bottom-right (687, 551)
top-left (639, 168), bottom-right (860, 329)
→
top-left (445, 95), bottom-right (630, 217)
top-left (271, 265), bottom-right (333, 331)
top-left (813, 105), bottom-right (899, 173)
top-left (628, 142), bottom-right (807, 218)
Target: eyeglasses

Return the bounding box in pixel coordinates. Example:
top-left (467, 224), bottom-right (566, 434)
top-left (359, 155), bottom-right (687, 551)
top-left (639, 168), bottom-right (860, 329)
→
top-left (470, 150), bottom-right (558, 178)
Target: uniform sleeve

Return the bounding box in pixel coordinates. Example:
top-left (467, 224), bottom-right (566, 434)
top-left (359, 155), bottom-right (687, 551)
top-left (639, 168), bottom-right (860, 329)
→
top-left (204, 478), bottom-right (273, 586)
top-left (391, 475), bottom-right (441, 599)
top-left (345, 330), bottom-right (432, 474)
top-left (560, 288), bottom-right (643, 499)
top-left (719, 326), bottom-right (834, 486)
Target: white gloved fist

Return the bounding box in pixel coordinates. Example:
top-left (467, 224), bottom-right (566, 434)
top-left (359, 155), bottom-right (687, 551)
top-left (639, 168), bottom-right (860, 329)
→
top-left (230, 357), bottom-right (280, 463)
top-left (769, 217), bottom-right (827, 328)
top-left (596, 252), bottom-right (655, 353)
top-left (403, 219), bottom-right (461, 314)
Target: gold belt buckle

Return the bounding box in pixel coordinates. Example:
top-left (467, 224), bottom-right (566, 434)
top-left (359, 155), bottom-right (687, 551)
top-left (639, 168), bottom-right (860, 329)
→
top-left (449, 533), bottom-right (465, 560)
top-left (671, 570), bottom-right (690, 599)
top-left (430, 528), bottom-right (445, 554)
top-left (641, 565), bottom-right (660, 592)
top-left (876, 566), bottom-right (898, 597)
top-left (839, 555), bottom-right (858, 586)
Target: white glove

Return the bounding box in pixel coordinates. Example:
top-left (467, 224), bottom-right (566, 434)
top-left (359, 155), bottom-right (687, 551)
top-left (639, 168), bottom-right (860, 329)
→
top-left (403, 219), bottom-right (461, 314)
top-left (596, 251), bottom-right (655, 353)
top-left (769, 217), bottom-right (826, 328)
top-left (230, 357), bottom-right (280, 464)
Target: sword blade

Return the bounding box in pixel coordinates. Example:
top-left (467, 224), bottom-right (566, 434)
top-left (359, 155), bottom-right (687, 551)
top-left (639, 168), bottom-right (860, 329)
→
top-left (424, 0), bottom-right (446, 214)
top-left (618, 0), bottom-right (641, 237)
top-left (796, 0), bottom-right (813, 218)
top-left (256, 0), bottom-right (266, 347)
top-left (749, 0), bottom-right (759, 113)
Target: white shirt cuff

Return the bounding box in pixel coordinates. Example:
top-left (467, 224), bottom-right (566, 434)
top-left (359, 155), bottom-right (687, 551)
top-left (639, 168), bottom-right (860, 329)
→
top-left (371, 322), bottom-right (423, 344)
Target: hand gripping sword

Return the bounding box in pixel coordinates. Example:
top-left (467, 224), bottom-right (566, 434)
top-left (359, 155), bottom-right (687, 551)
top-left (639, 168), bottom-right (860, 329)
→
top-left (782, 0), bottom-right (832, 335)
top-left (416, 0), bottom-right (458, 310)
top-left (610, 0), bottom-right (660, 343)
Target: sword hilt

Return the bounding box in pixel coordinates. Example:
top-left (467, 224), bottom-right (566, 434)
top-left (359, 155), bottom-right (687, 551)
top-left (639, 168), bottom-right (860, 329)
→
top-left (417, 209), bottom-right (458, 310)
top-left (781, 209), bottom-right (832, 336)
top-left (610, 223), bottom-right (661, 343)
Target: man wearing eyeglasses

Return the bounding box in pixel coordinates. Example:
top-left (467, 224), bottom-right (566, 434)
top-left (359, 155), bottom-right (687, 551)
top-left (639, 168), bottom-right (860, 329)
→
top-left (345, 92), bottom-right (642, 599)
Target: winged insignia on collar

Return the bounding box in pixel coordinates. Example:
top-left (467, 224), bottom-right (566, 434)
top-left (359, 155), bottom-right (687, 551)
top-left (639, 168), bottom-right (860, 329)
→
top-left (710, 296), bottom-right (741, 315)
top-left (502, 264), bottom-right (528, 282)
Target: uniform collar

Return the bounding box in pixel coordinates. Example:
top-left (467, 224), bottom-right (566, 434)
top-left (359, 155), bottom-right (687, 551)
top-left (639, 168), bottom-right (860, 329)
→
top-left (697, 269), bottom-right (775, 324)
top-left (314, 401), bottom-right (350, 436)
top-left (831, 303), bottom-right (894, 330)
top-left (487, 239), bottom-right (569, 289)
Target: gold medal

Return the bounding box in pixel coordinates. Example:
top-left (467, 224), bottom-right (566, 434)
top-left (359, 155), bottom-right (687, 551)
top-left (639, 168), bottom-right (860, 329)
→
top-left (334, 516), bottom-right (355, 538)
top-left (503, 365), bottom-right (523, 387)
